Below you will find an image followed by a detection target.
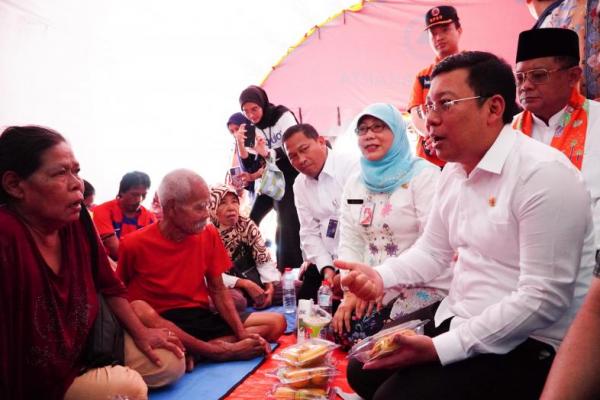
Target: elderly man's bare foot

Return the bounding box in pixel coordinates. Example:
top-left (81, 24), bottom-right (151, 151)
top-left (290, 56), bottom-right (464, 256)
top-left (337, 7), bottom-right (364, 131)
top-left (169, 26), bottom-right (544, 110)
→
top-left (210, 338), bottom-right (267, 361)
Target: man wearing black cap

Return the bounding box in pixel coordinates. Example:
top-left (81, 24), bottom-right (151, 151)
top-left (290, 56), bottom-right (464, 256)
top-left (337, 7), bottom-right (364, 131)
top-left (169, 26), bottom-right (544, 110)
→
top-left (513, 27), bottom-right (600, 257)
top-left (408, 5), bottom-right (462, 168)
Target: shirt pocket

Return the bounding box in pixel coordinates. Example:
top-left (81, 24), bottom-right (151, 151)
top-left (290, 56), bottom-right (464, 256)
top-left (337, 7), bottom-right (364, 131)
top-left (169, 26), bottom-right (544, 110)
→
top-left (465, 208), bottom-right (517, 262)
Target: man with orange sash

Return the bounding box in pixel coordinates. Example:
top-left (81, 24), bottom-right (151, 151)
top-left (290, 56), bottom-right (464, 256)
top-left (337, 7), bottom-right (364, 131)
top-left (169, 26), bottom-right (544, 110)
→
top-left (513, 28), bottom-right (600, 255)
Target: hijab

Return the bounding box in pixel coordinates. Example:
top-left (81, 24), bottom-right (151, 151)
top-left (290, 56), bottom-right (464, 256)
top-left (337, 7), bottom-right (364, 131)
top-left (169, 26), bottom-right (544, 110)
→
top-left (226, 112), bottom-right (251, 128)
top-left (208, 184), bottom-right (272, 265)
top-left (208, 184), bottom-right (240, 227)
top-left (238, 85), bottom-right (292, 130)
top-left (358, 103), bottom-right (434, 193)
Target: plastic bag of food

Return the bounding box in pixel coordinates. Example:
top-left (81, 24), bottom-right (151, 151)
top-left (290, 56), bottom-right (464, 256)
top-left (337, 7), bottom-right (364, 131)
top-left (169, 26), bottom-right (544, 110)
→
top-left (268, 365), bottom-right (338, 389)
top-left (270, 385), bottom-right (332, 400)
top-left (273, 338), bottom-right (338, 367)
top-left (347, 319), bottom-right (428, 363)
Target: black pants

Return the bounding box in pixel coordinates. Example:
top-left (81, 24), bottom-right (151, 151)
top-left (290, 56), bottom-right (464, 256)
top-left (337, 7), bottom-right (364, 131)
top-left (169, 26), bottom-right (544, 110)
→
top-left (347, 308), bottom-right (555, 400)
top-left (250, 179), bottom-right (302, 271)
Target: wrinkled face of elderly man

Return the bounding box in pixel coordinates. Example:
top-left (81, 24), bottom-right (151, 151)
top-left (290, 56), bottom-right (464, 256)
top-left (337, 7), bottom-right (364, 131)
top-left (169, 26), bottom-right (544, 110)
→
top-left (160, 171), bottom-right (210, 236)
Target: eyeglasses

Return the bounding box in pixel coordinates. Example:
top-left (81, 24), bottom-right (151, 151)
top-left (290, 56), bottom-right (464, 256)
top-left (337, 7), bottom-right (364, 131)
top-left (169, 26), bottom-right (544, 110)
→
top-left (242, 105), bottom-right (261, 116)
top-left (419, 96), bottom-right (483, 117)
top-left (514, 67), bottom-right (569, 86)
top-left (354, 121), bottom-right (387, 136)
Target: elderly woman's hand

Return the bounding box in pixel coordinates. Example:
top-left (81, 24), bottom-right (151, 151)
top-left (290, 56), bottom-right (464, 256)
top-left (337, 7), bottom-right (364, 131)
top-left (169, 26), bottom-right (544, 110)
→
top-left (255, 283), bottom-right (274, 309)
top-left (241, 279), bottom-right (267, 307)
top-left (133, 327), bottom-right (185, 366)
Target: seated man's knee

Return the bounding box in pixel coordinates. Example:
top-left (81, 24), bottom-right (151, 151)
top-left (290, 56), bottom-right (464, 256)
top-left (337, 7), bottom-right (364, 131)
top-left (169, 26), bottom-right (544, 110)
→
top-left (65, 365), bottom-right (148, 400)
top-left (107, 366), bottom-right (149, 399)
top-left (273, 313), bottom-right (286, 339)
top-left (138, 348), bottom-right (186, 388)
top-left (124, 332), bottom-right (185, 388)
top-left (347, 358), bottom-right (374, 400)
top-left (263, 312), bottom-right (286, 341)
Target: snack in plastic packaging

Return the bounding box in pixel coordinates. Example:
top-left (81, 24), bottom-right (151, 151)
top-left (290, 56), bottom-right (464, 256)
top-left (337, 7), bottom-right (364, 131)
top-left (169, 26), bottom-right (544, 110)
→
top-left (270, 385), bottom-right (331, 400)
top-left (274, 338), bottom-right (338, 367)
top-left (269, 366), bottom-right (338, 389)
top-left (347, 319), bottom-right (428, 363)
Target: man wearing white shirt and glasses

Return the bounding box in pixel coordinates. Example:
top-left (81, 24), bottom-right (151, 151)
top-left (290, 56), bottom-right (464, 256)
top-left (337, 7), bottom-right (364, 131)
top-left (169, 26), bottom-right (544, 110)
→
top-left (337, 51), bottom-right (595, 400)
top-left (283, 123), bottom-right (359, 302)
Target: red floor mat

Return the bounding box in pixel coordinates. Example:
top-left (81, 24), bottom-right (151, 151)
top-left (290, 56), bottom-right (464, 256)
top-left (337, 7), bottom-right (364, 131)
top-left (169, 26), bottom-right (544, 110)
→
top-left (225, 334), bottom-right (353, 399)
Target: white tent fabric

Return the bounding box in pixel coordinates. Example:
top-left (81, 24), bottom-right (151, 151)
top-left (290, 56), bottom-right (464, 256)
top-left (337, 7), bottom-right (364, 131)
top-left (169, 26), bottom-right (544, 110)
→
top-left (0, 0), bottom-right (355, 203)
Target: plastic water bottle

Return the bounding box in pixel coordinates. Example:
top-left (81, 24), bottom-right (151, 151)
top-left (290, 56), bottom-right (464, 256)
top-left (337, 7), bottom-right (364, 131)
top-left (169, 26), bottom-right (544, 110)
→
top-left (282, 267), bottom-right (297, 314)
top-left (317, 279), bottom-right (333, 315)
top-left (317, 279), bottom-right (333, 340)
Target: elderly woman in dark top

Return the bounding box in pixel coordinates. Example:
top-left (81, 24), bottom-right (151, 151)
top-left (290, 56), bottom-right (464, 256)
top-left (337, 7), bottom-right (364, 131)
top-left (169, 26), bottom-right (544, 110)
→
top-left (0, 126), bottom-right (184, 400)
top-left (209, 184), bottom-right (282, 310)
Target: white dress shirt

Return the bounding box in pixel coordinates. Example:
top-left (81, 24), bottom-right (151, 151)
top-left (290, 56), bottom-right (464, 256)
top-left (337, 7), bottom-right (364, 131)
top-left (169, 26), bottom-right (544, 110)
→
top-left (527, 99), bottom-right (600, 249)
top-left (293, 149), bottom-right (359, 272)
top-left (375, 126), bottom-right (595, 365)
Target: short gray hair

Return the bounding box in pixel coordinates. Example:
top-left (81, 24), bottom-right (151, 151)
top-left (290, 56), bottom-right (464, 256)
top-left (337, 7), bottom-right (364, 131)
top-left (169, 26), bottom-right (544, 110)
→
top-left (158, 169), bottom-right (205, 206)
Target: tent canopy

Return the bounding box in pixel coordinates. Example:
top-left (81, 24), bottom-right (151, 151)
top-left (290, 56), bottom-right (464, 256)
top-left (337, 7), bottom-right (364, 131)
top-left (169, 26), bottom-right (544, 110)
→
top-left (262, 0), bottom-right (533, 136)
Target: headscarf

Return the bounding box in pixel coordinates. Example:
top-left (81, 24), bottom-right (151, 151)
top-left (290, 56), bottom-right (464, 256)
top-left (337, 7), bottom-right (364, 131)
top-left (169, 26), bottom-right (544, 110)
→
top-left (226, 112), bottom-right (251, 128)
top-left (209, 184), bottom-right (271, 265)
top-left (208, 184), bottom-right (239, 226)
top-left (238, 85), bottom-right (292, 130)
top-left (357, 103), bottom-right (434, 193)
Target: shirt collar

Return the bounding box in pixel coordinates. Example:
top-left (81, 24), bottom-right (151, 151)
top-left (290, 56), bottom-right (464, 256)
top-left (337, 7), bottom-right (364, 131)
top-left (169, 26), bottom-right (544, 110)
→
top-left (313, 149), bottom-right (332, 181)
top-left (474, 125), bottom-right (517, 175)
top-left (531, 106), bottom-right (567, 129)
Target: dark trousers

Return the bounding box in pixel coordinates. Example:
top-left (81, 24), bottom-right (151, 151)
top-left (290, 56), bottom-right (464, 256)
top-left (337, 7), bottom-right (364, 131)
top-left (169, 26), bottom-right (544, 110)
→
top-left (297, 264), bottom-right (340, 314)
top-left (347, 305), bottom-right (555, 400)
top-left (297, 263), bottom-right (323, 303)
top-left (250, 179), bottom-right (302, 271)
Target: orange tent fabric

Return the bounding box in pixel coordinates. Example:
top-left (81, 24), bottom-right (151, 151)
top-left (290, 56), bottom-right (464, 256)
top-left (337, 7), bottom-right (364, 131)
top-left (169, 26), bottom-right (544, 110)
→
top-left (262, 0), bottom-right (533, 136)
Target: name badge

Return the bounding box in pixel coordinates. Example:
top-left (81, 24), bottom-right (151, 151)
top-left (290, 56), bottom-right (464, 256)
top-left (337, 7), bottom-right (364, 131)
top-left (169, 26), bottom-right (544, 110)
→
top-left (347, 199), bottom-right (364, 205)
top-left (359, 202), bottom-right (375, 227)
top-left (326, 219), bottom-right (338, 238)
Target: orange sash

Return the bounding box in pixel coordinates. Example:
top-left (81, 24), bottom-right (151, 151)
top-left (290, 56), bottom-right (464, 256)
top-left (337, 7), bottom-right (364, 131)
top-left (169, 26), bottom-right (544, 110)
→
top-left (513, 88), bottom-right (589, 170)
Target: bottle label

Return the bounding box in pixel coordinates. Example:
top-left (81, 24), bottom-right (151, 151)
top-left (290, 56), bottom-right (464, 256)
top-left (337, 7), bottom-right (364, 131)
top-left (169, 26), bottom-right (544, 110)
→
top-left (318, 294), bottom-right (331, 307)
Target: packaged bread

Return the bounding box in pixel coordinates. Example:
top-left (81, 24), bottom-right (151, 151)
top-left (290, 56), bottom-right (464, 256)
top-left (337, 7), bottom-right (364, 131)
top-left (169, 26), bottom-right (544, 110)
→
top-left (274, 338), bottom-right (338, 367)
top-left (347, 319), bottom-right (428, 363)
top-left (269, 366), bottom-right (337, 389)
top-left (271, 385), bottom-right (330, 400)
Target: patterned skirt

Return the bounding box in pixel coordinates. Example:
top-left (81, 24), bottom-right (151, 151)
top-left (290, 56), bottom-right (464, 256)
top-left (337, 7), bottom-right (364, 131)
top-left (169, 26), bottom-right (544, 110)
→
top-left (334, 287), bottom-right (445, 351)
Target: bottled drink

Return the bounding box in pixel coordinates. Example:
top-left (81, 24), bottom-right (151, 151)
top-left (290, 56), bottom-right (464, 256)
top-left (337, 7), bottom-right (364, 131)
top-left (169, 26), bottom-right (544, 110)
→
top-left (282, 267), bottom-right (297, 314)
top-left (317, 279), bottom-right (333, 315)
top-left (317, 279), bottom-right (333, 340)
